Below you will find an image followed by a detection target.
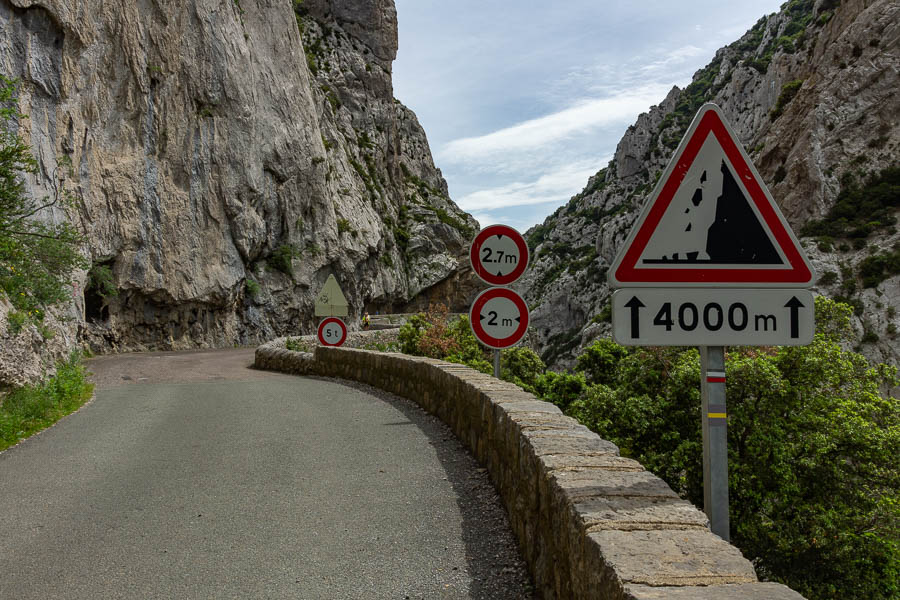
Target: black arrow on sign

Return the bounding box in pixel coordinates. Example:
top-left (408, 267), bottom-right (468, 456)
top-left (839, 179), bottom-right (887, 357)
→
top-left (496, 233), bottom-right (504, 240)
top-left (624, 296), bottom-right (645, 339)
top-left (784, 296), bottom-right (804, 339)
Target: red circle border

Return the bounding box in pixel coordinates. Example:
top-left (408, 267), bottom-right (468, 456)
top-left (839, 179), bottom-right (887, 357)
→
top-left (469, 287), bottom-right (529, 349)
top-left (317, 317), bottom-right (347, 347)
top-left (470, 225), bottom-right (530, 286)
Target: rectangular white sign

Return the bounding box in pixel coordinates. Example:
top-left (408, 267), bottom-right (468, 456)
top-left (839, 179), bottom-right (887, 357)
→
top-left (611, 288), bottom-right (815, 346)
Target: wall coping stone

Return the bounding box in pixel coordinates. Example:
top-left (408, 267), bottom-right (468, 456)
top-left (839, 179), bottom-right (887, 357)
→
top-left (255, 336), bottom-right (805, 600)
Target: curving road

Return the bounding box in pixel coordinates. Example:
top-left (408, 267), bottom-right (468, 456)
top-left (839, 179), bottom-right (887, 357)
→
top-left (0, 349), bottom-right (533, 599)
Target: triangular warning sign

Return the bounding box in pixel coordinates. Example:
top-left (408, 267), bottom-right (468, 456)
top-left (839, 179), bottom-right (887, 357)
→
top-left (609, 104), bottom-right (814, 288)
top-left (314, 274), bottom-right (349, 316)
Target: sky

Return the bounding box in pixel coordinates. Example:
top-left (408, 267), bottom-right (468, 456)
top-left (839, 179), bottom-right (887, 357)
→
top-left (392, 0), bottom-right (785, 233)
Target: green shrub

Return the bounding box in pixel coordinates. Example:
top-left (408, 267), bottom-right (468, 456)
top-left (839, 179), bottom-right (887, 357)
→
top-left (770, 79), bottom-right (804, 121)
top-left (336, 218), bottom-right (352, 235)
top-left (500, 347), bottom-right (545, 393)
top-left (859, 247), bottom-right (900, 288)
top-left (285, 337), bottom-right (312, 352)
top-left (397, 313), bottom-right (428, 355)
top-left (801, 167), bottom-right (900, 240)
top-left (6, 310), bottom-right (26, 335)
top-left (564, 298), bottom-right (900, 600)
top-left (393, 226), bottom-right (410, 252)
top-left (267, 244), bottom-right (299, 276)
top-left (88, 264), bottom-right (118, 301)
top-left (533, 371), bottom-right (587, 413)
top-left (818, 271), bottom-right (838, 286)
top-left (245, 278), bottom-right (260, 297)
top-left (574, 338), bottom-right (629, 386)
top-left (0, 353), bottom-right (94, 452)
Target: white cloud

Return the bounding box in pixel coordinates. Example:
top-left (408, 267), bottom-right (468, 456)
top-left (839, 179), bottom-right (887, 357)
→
top-left (440, 84), bottom-right (670, 162)
top-left (639, 45), bottom-right (704, 72)
top-left (456, 159), bottom-right (607, 212)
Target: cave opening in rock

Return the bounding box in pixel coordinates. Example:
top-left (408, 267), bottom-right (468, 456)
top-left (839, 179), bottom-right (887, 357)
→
top-left (85, 260), bottom-right (116, 323)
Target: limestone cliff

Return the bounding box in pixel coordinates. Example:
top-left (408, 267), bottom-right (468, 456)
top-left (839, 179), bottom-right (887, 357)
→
top-left (0, 0), bottom-right (476, 377)
top-left (521, 0), bottom-right (899, 369)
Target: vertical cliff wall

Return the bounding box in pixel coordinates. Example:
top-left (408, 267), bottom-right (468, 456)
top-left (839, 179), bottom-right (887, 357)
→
top-left (0, 0), bottom-right (476, 370)
top-left (521, 0), bottom-right (899, 368)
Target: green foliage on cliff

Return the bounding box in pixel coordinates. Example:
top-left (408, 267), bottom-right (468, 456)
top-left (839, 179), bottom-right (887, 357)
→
top-left (859, 245), bottom-right (900, 288)
top-left (801, 166), bottom-right (900, 240)
top-left (266, 243), bottom-right (299, 277)
top-left (88, 264), bottom-right (118, 301)
top-left (770, 79), bottom-right (804, 120)
top-left (649, 0), bottom-right (824, 160)
top-left (1, 75), bottom-right (87, 332)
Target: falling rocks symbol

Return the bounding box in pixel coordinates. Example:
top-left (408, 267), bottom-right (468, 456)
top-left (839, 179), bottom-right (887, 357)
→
top-left (705, 161), bottom-right (780, 264)
top-left (643, 161), bottom-right (781, 265)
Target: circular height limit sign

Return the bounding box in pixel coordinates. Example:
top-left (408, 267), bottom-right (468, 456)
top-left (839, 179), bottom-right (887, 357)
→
top-left (317, 317), bottom-right (347, 347)
top-left (470, 224), bottom-right (530, 286)
top-left (469, 287), bottom-right (530, 349)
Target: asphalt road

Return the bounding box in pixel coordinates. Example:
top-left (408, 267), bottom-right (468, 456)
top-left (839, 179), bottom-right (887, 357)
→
top-left (0, 349), bottom-right (532, 599)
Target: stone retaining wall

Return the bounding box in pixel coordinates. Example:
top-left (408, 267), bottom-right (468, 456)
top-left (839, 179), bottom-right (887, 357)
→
top-left (255, 338), bottom-right (804, 600)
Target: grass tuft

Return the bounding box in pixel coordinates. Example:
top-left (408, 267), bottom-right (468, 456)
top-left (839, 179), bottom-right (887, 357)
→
top-left (0, 353), bottom-right (94, 452)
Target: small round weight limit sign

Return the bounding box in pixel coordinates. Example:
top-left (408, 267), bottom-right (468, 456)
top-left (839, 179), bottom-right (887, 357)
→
top-left (469, 287), bottom-right (529, 349)
top-left (469, 224), bottom-right (530, 286)
top-left (317, 317), bottom-right (347, 347)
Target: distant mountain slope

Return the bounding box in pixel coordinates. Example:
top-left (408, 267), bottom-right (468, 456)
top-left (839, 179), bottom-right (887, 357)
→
top-left (520, 0), bottom-right (899, 369)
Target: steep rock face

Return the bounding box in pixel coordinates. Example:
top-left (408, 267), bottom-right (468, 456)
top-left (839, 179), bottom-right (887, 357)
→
top-left (0, 0), bottom-right (475, 370)
top-left (521, 0), bottom-right (900, 368)
top-left (295, 0), bottom-right (477, 311)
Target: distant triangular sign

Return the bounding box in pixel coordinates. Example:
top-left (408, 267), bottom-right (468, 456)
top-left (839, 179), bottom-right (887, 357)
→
top-left (609, 104), bottom-right (814, 288)
top-left (314, 274), bottom-right (349, 316)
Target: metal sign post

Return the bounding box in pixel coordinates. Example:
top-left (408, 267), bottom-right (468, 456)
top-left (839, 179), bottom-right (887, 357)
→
top-left (700, 346), bottom-right (729, 541)
top-left (493, 349), bottom-right (501, 379)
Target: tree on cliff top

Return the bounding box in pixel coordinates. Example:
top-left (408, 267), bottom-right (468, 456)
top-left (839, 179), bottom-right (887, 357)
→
top-left (0, 74), bottom-right (86, 334)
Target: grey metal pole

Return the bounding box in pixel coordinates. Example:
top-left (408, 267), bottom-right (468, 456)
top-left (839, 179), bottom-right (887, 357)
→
top-left (700, 345), bottom-right (730, 541)
top-left (493, 348), bottom-right (501, 379)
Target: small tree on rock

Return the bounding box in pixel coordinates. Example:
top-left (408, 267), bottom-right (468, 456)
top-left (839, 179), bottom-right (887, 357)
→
top-left (0, 74), bottom-right (87, 334)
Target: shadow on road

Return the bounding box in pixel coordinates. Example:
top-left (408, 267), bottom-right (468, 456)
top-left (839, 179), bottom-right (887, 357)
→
top-left (329, 378), bottom-right (536, 600)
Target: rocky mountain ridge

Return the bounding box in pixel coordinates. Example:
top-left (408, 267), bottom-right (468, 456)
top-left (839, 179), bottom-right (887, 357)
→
top-left (521, 0), bottom-right (899, 369)
top-left (0, 0), bottom-right (476, 384)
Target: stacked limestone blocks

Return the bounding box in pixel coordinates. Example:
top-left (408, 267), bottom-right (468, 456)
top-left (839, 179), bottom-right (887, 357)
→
top-left (255, 338), bottom-right (804, 599)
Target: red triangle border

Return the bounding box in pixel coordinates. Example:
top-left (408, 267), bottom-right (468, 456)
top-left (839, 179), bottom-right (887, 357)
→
top-left (612, 106), bottom-right (812, 286)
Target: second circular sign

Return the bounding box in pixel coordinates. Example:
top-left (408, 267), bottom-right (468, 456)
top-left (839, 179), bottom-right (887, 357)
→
top-left (469, 287), bottom-right (530, 349)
